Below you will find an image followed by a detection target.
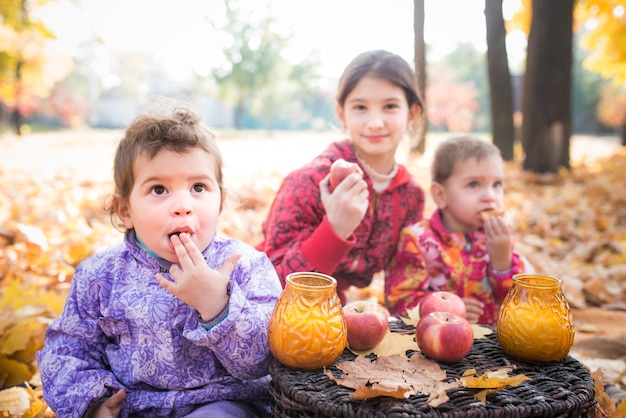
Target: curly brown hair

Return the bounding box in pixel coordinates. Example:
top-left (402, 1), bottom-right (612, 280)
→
top-left (105, 100), bottom-right (224, 228)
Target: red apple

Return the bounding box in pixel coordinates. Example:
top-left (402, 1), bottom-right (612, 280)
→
top-left (419, 291), bottom-right (467, 319)
top-left (329, 159), bottom-right (363, 192)
top-left (342, 300), bottom-right (389, 350)
top-left (415, 311), bottom-right (474, 363)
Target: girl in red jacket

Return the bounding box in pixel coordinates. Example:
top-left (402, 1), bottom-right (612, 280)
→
top-left (257, 50), bottom-right (425, 303)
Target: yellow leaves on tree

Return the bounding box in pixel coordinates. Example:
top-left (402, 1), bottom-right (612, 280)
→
top-left (507, 0), bottom-right (626, 83)
top-left (577, 0), bottom-right (626, 83)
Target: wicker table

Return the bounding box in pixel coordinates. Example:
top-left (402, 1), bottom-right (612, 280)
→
top-left (269, 326), bottom-right (596, 418)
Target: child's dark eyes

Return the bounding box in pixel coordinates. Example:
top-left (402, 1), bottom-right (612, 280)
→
top-left (149, 183), bottom-right (209, 195)
top-left (151, 185), bottom-right (166, 195)
top-left (192, 183), bottom-right (206, 193)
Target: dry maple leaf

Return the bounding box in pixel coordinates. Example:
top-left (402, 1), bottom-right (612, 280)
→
top-left (459, 364), bottom-right (531, 406)
top-left (325, 353), bottom-right (461, 408)
top-left (471, 324), bottom-right (492, 340)
top-left (461, 365), bottom-right (530, 389)
top-left (401, 306), bottom-right (421, 327)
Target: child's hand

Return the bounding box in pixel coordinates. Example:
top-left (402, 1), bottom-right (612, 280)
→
top-left (462, 297), bottom-right (485, 324)
top-left (319, 173), bottom-right (369, 239)
top-left (156, 232), bottom-right (240, 321)
top-left (89, 389), bottom-right (125, 418)
top-left (483, 214), bottom-right (512, 272)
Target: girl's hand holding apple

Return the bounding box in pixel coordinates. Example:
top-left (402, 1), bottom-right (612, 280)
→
top-left (319, 163), bottom-right (369, 240)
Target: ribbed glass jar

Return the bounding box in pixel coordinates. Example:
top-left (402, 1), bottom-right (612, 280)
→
top-left (267, 272), bottom-right (347, 369)
top-left (496, 274), bottom-right (575, 363)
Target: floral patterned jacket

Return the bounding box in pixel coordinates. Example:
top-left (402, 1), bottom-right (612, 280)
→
top-left (256, 140), bottom-right (425, 303)
top-left (36, 230), bottom-right (282, 417)
top-left (385, 210), bottom-right (533, 325)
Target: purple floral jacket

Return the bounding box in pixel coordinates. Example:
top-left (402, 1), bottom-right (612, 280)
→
top-left (36, 230), bottom-right (282, 417)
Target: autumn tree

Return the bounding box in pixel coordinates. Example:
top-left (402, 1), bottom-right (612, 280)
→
top-left (211, 0), bottom-right (319, 130)
top-left (426, 68), bottom-right (480, 132)
top-left (485, 0), bottom-right (515, 161)
top-left (577, 0), bottom-right (626, 145)
top-left (426, 44), bottom-right (485, 133)
top-left (521, 0), bottom-right (575, 173)
top-left (411, 0), bottom-right (427, 154)
top-left (0, 0), bottom-right (57, 135)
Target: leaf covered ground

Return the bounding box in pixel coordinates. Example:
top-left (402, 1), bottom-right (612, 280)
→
top-left (0, 131), bottom-right (625, 417)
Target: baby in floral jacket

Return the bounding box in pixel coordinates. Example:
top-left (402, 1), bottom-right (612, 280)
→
top-left (385, 135), bottom-right (533, 325)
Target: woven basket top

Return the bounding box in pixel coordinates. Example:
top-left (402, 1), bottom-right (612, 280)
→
top-left (269, 323), bottom-right (596, 418)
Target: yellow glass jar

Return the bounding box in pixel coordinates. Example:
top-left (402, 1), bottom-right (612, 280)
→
top-left (267, 272), bottom-right (347, 370)
top-left (496, 274), bottom-right (575, 363)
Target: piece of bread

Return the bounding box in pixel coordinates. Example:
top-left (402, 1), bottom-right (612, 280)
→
top-left (480, 208), bottom-right (505, 221)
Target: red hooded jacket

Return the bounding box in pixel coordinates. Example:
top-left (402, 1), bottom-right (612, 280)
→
top-left (256, 140), bottom-right (425, 302)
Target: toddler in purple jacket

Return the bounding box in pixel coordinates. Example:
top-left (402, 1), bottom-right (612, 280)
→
top-left (36, 102), bottom-right (282, 417)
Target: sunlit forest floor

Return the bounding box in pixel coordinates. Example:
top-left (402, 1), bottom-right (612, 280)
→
top-left (1, 130), bottom-right (625, 416)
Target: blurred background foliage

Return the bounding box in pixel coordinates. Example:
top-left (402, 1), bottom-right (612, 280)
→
top-left (0, 0), bottom-right (624, 140)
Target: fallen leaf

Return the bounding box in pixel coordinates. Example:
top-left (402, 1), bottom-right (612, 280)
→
top-left (461, 365), bottom-right (530, 389)
top-left (325, 353), bottom-right (461, 407)
top-left (471, 324), bottom-right (493, 339)
top-left (401, 306), bottom-right (421, 327)
top-left (592, 370), bottom-right (618, 417)
top-left (0, 387), bottom-right (30, 417)
top-left (614, 398), bottom-right (626, 418)
top-left (348, 330), bottom-right (417, 357)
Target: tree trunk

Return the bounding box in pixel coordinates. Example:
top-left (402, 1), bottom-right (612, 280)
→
top-left (622, 112), bottom-right (626, 146)
top-left (234, 96), bottom-right (245, 130)
top-left (485, 0), bottom-right (515, 161)
top-left (12, 61), bottom-right (23, 136)
top-left (521, 0), bottom-right (574, 173)
top-left (411, 0), bottom-right (427, 155)
top-left (0, 102), bottom-right (5, 130)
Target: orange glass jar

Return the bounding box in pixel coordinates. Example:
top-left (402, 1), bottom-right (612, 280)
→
top-left (267, 272), bottom-right (347, 370)
top-left (496, 274), bottom-right (575, 363)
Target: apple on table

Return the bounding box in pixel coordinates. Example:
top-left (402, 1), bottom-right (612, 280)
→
top-left (419, 291), bottom-right (467, 319)
top-left (342, 299), bottom-right (389, 351)
top-left (415, 311), bottom-right (474, 363)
